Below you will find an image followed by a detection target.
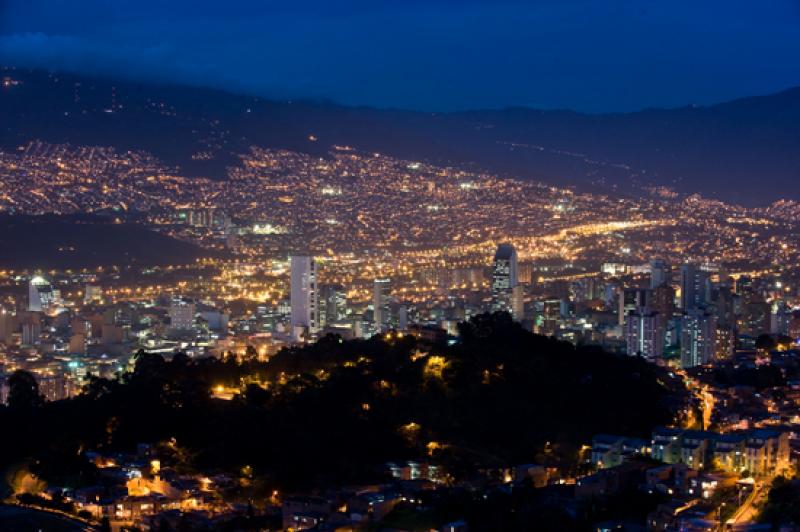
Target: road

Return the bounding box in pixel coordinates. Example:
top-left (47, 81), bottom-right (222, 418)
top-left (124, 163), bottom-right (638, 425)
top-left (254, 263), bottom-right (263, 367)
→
top-left (0, 504), bottom-right (95, 531)
top-left (726, 481), bottom-right (766, 529)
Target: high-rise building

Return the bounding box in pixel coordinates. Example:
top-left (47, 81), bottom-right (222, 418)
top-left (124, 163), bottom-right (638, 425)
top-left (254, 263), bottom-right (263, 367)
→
top-left (711, 282), bottom-right (736, 329)
top-left (537, 298), bottom-right (562, 336)
top-left (625, 310), bottom-right (665, 360)
top-left (491, 243), bottom-right (518, 311)
top-left (84, 284), bottom-right (103, 305)
top-left (0, 308), bottom-right (16, 344)
top-left (398, 305), bottom-right (409, 330)
top-left (290, 255), bottom-right (319, 340)
top-left (788, 314), bottom-right (800, 341)
top-left (740, 298), bottom-right (770, 338)
top-left (373, 278), bottom-right (392, 332)
top-left (319, 284), bottom-right (347, 328)
top-left (680, 309), bottom-right (717, 368)
top-left (169, 299), bottom-right (196, 331)
top-left (650, 259), bottom-right (670, 289)
top-left (20, 313), bottom-right (42, 346)
top-left (680, 264), bottom-right (709, 311)
top-left (511, 284), bottom-right (526, 321)
top-left (618, 288), bottom-right (650, 326)
top-left (650, 284), bottom-right (677, 320)
top-left (517, 262), bottom-right (535, 285)
top-left (715, 326), bottom-right (736, 360)
top-left (28, 275), bottom-right (54, 312)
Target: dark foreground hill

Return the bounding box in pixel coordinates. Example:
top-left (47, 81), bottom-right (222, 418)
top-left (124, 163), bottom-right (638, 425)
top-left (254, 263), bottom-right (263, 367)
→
top-left (2, 68), bottom-right (799, 205)
top-left (0, 313), bottom-right (686, 495)
top-left (0, 215), bottom-right (209, 269)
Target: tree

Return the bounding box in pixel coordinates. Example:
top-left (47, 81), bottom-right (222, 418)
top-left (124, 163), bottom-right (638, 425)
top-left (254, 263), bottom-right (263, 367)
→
top-left (755, 334), bottom-right (776, 351)
top-left (7, 370), bottom-right (44, 410)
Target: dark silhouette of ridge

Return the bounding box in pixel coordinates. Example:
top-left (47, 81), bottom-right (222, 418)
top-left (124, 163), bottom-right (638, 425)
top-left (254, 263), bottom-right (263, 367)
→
top-left (2, 68), bottom-right (798, 206)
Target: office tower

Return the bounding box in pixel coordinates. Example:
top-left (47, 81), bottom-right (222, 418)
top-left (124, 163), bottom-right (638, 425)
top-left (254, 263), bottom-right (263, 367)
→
top-left (735, 275), bottom-right (754, 297)
top-left (680, 309), bottom-right (717, 368)
top-left (650, 284), bottom-right (676, 319)
top-left (715, 326), bottom-right (736, 360)
top-left (0, 308), bottom-right (16, 344)
top-left (373, 278), bottom-right (392, 332)
top-left (290, 255), bottom-right (319, 339)
top-left (711, 282), bottom-right (736, 329)
top-left (789, 314), bottom-right (800, 340)
top-left (625, 310), bottom-right (665, 360)
top-left (517, 262), bottom-right (535, 285)
top-left (20, 313), bottom-right (42, 346)
top-left (618, 287), bottom-right (650, 326)
top-left (740, 298), bottom-right (771, 338)
top-left (28, 275), bottom-right (54, 312)
top-left (69, 333), bottom-right (87, 354)
top-left (84, 284), bottom-right (103, 304)
top-left (319, 284), bottom-right (347, 328)
top-left (770, 301), bottom-right (792, 335)
top-left (538, 298), bottom-right (562, 336)
top-left (511, 284), bottom-right (526, 321)
top-left (650, 259), bottom-right (670, 289)
top-left (398, 305), bottom-right (409, 330)
top-left (169, 299), bottom-right (196, 331)
top-left (680, 264), bottom-right (709, 311)
top-left (491, 243), bottom-right (518, 311)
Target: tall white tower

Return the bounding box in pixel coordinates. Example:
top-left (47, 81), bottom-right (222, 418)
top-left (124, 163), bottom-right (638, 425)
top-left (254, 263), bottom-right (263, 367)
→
top-left (28, 276), bottom-right (54, 312)
top-left (290, 255), bottom-right (319, 340)
top-left (373, 278), bottom-right (392, 332)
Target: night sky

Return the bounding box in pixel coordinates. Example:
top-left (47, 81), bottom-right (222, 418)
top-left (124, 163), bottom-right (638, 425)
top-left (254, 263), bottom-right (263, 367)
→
top-left (1, 0), bottom-right (799, 112)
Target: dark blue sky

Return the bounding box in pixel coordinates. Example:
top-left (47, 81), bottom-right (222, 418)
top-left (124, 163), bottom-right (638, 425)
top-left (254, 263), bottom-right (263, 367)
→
top-left (1, 0), bottom-right (799, 112)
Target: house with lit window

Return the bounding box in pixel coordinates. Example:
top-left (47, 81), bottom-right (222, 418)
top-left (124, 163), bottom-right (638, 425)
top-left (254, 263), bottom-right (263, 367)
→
top-left (590, 434), bottom-right (648, 469)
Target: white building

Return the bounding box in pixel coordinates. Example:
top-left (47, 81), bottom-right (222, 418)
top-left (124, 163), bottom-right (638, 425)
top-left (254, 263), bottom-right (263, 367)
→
top-left (290, 255), bottom-right (319, 340)
top-left (373, 278), bottom-right (392, 333)
top-left (169, 300), bottom-right (196, 331)
top-left (28, 275), bottom-right (54, 312)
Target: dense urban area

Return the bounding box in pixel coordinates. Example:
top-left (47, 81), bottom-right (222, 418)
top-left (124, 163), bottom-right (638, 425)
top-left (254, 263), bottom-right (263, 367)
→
top-left (2, 76), bottom-right (800, 531)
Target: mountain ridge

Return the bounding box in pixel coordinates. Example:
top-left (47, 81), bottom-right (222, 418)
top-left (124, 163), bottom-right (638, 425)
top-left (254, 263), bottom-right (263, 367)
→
top-left (2, 67), bottom-right (798, 206)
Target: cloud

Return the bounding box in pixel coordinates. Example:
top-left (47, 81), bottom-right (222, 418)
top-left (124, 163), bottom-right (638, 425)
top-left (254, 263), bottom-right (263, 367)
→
top-left (1, 1), bottom-right (799, 111)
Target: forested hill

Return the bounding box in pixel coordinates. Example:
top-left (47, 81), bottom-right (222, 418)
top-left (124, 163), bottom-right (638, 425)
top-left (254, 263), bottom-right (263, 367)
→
top-left (0, 313), bottom-right (687, 492)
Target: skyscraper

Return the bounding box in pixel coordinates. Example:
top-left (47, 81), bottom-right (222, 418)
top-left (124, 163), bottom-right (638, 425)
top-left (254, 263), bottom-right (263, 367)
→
top-left (491, 243), bottom-right (518, 311)
top-left (625, 310), bottom-right (665, 360)
top-left (290, 255), bottom-right (319, 340)
top-left (680, 263), bottom-right (709, 311)
top-left (511, 284), bottom-right (526, 321)
top-left (650, 259), bottom-right (670, 289)
top-left (28, 275), bottom-right (54, 312)
top-left (373, 278), bottom-right (392, 332)
top-left (319, 284), bottom-right (347, 328)
top-left (169, 299), bottom-right (196, 331)
top-left (618, 287), bottom-right (650, 327)
top-left (680, 309), bottom-right (717, 368)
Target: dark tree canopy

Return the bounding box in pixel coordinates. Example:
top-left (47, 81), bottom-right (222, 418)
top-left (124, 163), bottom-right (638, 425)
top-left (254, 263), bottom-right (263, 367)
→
top-left (0, 313), bottom-right (684, 492)
top-left (7, 370), bottom-right (44, 410)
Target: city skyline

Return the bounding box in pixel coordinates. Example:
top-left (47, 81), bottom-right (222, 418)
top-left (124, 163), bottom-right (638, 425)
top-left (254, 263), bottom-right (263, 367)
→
top-left (1, 3), bottom-right (800, 531)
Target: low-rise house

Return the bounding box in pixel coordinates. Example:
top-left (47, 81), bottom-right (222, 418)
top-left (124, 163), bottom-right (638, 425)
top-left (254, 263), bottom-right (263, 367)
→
top-left (282, 495), bottom-right (333, 531)
top-left (590, 434), bottom-right (648, 469)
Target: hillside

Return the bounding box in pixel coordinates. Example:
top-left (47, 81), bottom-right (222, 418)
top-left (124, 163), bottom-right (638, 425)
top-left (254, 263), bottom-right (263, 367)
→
top-left (2, 68), bottom-right (799, 206)
top-left (0, 215), bottom-right (210, 269)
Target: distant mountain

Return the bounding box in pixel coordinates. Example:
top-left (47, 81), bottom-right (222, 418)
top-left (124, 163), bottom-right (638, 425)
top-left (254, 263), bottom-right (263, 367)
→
top-left (0, 215), bottom-right (210, 269)
top-left (2, 68), bottom-right (799, 206)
